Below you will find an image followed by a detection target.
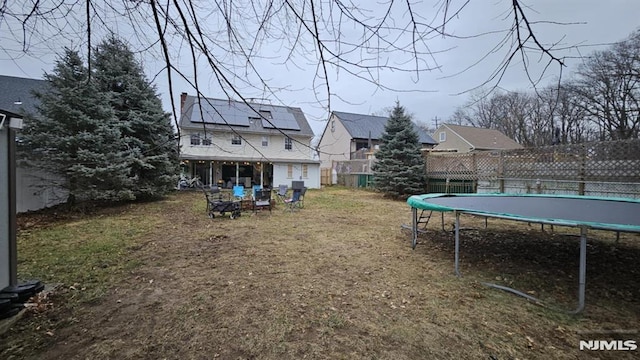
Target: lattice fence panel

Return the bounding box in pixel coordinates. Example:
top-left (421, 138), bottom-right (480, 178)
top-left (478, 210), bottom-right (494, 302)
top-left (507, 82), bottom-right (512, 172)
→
top-left (426, 139), bottom-right (640, 183)
top-left (425, 153), bottom-right (485, 180)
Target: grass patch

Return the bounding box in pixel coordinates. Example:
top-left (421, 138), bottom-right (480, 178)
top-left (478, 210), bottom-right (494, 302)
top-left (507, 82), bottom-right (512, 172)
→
top-left (17, 215), bottom-right (156, 304)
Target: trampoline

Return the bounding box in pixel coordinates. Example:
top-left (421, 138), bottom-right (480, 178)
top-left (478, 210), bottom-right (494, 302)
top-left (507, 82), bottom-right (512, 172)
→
top-left (406, 193), bottom-right (640, 313)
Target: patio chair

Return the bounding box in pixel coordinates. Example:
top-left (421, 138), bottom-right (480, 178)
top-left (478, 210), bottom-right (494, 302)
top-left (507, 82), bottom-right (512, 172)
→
top-left (252, 185), bottom-right (262, 200)
top-left (283, 188), bottom-right (303, 212)
top-left (232, 185), bottom-right (245, 200)
top-left (275, 184), bottom-right (288, 204)
top-left (252, 189), bottom-right (272, 213)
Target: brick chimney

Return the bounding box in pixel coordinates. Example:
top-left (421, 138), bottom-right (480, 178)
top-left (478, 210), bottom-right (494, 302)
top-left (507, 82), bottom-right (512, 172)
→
top-left (180, 92), bottom-right (188, 112)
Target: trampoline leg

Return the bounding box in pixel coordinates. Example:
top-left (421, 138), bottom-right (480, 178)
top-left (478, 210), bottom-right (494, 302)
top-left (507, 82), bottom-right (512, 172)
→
top-left (572, 227), bottom-right (587, 314)
top-left (454, 211), bottom-right (461, 277)
top-left (411, 207), bottom-right (418, 250)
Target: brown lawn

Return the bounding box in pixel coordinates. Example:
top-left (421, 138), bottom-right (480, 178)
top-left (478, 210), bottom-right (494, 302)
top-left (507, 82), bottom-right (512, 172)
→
top-left (1, 187), bottom-right (639, 359)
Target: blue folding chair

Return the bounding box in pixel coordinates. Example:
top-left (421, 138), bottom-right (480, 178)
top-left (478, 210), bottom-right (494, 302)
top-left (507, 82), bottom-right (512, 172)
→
top-left (252, 185), bottom-right (262, 200)
top-left (232, 185), bottom-right (245, 200)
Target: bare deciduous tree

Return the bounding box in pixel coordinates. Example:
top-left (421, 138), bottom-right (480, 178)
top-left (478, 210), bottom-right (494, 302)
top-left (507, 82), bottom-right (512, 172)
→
top-left (570, 31), bottom-right (640, 140)
top-left (447, 27), bottom-right (640, 147)
top-left (449, 85), bottom-right (596, 146)
top-left (0, 1), bottom-right (567, 154)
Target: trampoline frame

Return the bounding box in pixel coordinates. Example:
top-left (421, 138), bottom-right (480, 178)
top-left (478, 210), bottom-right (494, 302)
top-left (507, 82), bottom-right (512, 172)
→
top-left (406, 193), bottom-right (640, 314)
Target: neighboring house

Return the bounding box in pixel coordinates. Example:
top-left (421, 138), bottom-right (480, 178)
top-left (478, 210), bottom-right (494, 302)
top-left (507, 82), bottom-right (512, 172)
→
top-left (178, 93), bottom-right (320, 189)
top-left (317, 111), bottom-right (437, 169)
top-left (0, 75), bottom-right (68, 213)
top-left (0, 75), bottom-right (49, 116)
top-left (431, 123), bottom-right (523, 153)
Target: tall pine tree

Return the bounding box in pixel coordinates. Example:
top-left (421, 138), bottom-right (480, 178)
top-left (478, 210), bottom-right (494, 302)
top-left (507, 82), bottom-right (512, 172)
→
top-left (372, 102), bottom-right (426, 198)
top-left (92, 36), bottom-right (179, 200)
top-left (19, 49), bottom-right (136, 205)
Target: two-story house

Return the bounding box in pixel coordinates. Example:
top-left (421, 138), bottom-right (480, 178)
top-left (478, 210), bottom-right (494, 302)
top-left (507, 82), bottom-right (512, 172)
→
top-left (178, 93), bottom-right (320, 189)
top-left (317, 111), bottom-right (437, 170)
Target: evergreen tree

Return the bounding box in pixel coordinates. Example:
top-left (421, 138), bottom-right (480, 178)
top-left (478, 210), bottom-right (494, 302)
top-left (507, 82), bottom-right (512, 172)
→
top-left (92, 36), bottom-right (179, 200)
top-left (19, 49), bottom-right (136, 205)
top-left (372, 102), bottom-right (427, 197)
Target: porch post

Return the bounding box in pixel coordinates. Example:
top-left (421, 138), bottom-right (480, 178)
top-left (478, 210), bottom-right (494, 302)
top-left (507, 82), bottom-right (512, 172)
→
top-left (260, 162), bottom-right (264, 188)
top-left (235, 162), bottom-right (240, 186)
top-left (209, 161), bottom-right (213, 187)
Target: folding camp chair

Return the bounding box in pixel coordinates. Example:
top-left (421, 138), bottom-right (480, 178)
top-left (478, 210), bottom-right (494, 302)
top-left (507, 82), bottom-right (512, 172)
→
top-left (283, 188), bottom-right (303, 212)
top-left (275, 184), bottom-right (288, 204)
top-left (233, 185), bottom-right (245, 200)
top-left (252, 189), bottom-right (272, 213)
top-left (252, 185), bottom-right (261, 199)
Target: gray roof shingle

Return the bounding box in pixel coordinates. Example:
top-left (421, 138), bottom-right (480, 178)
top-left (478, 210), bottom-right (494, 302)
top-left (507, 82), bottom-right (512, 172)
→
top-left (0, 75), bottom-right (49, 116)
top-left (442, 124), bottom-right (522, 150)
top-left (332, 111), bottom-right (437, 145)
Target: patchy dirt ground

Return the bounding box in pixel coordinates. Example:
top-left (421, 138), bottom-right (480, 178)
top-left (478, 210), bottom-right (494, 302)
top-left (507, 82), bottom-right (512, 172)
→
top-left (2, 188), bottom-right (639, 359)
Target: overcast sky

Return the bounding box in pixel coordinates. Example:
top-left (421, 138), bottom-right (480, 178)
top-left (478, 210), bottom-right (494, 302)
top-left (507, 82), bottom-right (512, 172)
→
top-left (1, 0), bottom-right (639, 137)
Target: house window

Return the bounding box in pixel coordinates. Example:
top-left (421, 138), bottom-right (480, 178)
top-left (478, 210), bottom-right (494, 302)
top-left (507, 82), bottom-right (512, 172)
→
top-left (285, 137), bottom-right (292, 150)
top-left (232, 134), bottom-right (242, 145)
top-left (302, 164), bottom-right (308, 178)
top-left (262, 136), bottom-right (269, 147)
top-left (202, 137), bottom-right (212, 146)
top-left (287, 164), bottom-right (293, 178)
top-left (439, 132), bottom-right (446, 142)
top-left (355, 140), bottom-right (369, 151)
top-left (190, 133), bottom-right (200, 145)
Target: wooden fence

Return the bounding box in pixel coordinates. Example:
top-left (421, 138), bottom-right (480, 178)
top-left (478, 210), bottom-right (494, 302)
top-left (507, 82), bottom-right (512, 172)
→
top-left (424, 139), bottom-right (640, 197)
top-left (320, 168), bottom-right (332, 186)
top-left (329, 139), bottom-right (640, 198)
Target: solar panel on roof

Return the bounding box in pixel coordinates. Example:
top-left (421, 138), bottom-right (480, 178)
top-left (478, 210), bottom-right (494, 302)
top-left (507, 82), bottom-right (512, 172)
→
top-left (190, 100), bottom-right (251, 126)
top-left (262, 107), bottom-right (300, 130)
top-left (188, 98), bottom-right (302, 130)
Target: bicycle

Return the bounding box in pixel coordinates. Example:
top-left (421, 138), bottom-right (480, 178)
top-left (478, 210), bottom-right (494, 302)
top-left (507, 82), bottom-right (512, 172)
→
top-left (178, 175), bottom-right (204, 189)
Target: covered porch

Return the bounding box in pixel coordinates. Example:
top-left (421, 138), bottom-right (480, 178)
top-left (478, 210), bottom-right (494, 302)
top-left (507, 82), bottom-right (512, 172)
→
top-left (181, 159), bottom-right (274, 189)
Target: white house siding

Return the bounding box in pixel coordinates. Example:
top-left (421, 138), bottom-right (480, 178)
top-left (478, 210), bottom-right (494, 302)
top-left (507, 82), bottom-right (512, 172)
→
top-left (180, 129), bottom-right (320, 189)
top-left (272, 162), bottom-right (320, 189)
top-left (431, 128), bottom-right (473, 153)
top-left (180, 130), bottom-right (315, 161)
top-left (317, 113), bottom-right (352, 169)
